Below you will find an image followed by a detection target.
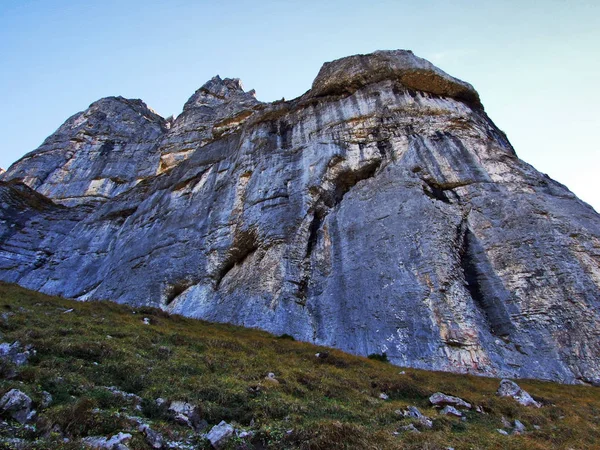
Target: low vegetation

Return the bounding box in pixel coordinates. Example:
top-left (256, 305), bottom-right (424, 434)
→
top-left (0, 282), bottom-right (599, 449)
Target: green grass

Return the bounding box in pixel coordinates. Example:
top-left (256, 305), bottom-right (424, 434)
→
top-left (0, 281), bottom-right (599, 449)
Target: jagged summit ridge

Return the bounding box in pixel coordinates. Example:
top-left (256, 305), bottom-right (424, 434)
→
top-left (1, 50), bottom-right (484, 196)
top-left (183, 75), bottom-right (258, 111)
top-left (1, 50), bottom-right (599, 385)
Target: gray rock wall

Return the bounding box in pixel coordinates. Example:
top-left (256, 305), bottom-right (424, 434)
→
top-left (1, 97), bottom-right (167, 206)
top-left (1, 50), bottom-right (599, 384)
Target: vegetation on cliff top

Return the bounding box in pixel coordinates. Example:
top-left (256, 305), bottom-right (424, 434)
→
top-left (0, 282), bottom-right (599, 449)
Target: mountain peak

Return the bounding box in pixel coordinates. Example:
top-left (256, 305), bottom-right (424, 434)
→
top-left (183, 75), bottom-right (258, 111)
top-left (309, 49), bottom-right (481, 108)
top-left (1, 50), bottom-right (599, 385)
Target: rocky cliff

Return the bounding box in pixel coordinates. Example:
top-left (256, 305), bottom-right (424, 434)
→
top-left (1, 50), bottom-right (599, 384)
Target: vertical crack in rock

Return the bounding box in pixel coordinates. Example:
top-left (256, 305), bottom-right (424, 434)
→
top-left (296, 208), bottom-right (326, 304)
top-left (305, 208), bottom-right (325, 259)
top-left (459, 225), bottom-right (514, 338)
top-left (296, 157), bottom-right (383, 303)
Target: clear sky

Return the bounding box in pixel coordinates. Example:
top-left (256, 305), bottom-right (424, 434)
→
top-left (1, 0), bottom-right (598, 211)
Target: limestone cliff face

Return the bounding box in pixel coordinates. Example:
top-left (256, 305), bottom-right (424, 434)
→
top-left (2, 97), bottom-right (168, 206)
top-left (1, 50), bottom-right (599, 384)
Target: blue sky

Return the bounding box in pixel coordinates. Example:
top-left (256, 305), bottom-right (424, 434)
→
top-left (1, 0), bottom-right (599, 210)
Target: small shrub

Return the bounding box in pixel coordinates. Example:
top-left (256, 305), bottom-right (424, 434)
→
top-left (141, 397), bottom-right (168, 420)
top-left (50, 397), bottom-right (128, 437)
top-left (367, 353), bottom-right (389, 363)
top-left (277, 333), bottom-right (295, 341)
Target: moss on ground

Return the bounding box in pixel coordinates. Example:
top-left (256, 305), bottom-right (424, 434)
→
top-left (0, 282), bottom-right (599, 449)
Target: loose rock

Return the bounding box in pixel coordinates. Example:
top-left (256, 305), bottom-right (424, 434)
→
top-left (40, 391), bottom-right (53, 409)
top-left (82, 432), bottom-right (132, 449)
top-left (439, 405), bottom-right (462, 417)
top-left (401, 406), bottom-right (433, 428)
top-left (207, 421), bottom-right (235, 449)
top-left (396, 424), bottom-right (420, 434)
top-left (429, 392), bottom-right (471, 409)
top-left (0, 389), bottom-right (32, 424)
top-left (139, 424), bottom-right (164, 449)
top-left (0, 341), bottom-right (32, 367)
top-left (497, 380), bottom-right (541, 408)
top-left (264, 373), bottom-right (280, 385)
top-left (168, 400), bottom-right (203, 431)
top-left (513, 419), bottom-right (526, 434)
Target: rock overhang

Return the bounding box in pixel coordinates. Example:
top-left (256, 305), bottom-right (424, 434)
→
top-left (307, 50), bottom-right (481, 109)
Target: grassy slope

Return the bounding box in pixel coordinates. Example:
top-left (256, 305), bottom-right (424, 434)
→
top-left (0, 282), bottom-right (599, 449)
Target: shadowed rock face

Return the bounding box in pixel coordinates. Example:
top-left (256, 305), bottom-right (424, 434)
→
top-left (1, 50), bottom-right (599, 384)
top-left (1, 97), bottom-right (168, 206)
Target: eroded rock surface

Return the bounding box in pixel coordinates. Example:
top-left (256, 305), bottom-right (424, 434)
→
top-left (1, 50), bottom-right (599, 383)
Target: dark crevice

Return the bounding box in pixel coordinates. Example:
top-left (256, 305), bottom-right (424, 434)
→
top-left (459, 228), bottom-right (512, 337)
top-left (215, 228), bottom-right (259, 289)
top-left (164, 281), bottom-right (194, 306)
top-left (324, 159), bottom-right (381, 208)
top-left (98, 140), bottom-right (115, 156)
top-left (172, 170), bottom-right (207, 192)
top-left (423, 182), bottom-right (451, 203)
top-left (295, 278), bottom-right (308, 305)
top-left (102, 207), bottom-right (138, 223)
top-left (421, 178), bottom-right (475, 204)
top-left (305, 208), bottom-right (325, 259)
top-left (375, 140), bottom-right (389, 158)
top-left (296, 209), bottom-right (327, 303)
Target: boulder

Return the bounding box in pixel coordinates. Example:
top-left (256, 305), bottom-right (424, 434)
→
top-left (0, 341), bottom-right (32, 367)
top-left (429, 392), bottom-right (471, 409)
top-left (497, 380), bottom-right (541, 408)
top-left (439, 405), bottom-right (462, 417)
top-left (404, 406), bottom-right (425, 420)
top-left (168, 400), bottom-right (204, 430)
top-left (396, 424), bottom-right (420, 434)
top-left (0, 389), bottom-right (32, 424)
top-left (264, 373), bottom-right (280, 385)
top-left (138, 424), bottom-right (163, 449)
top-left (400, 406), bottom-right (433, 428)
top-left (82, 432), bottom-right (132, 449)
top-left (513, 419), bottom-right (526, 434)
top-left (207, 421), bottom-right (235, 449)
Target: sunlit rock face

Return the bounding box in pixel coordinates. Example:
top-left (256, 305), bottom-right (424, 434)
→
top-left (1, 50), bottom-right (599, 384)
